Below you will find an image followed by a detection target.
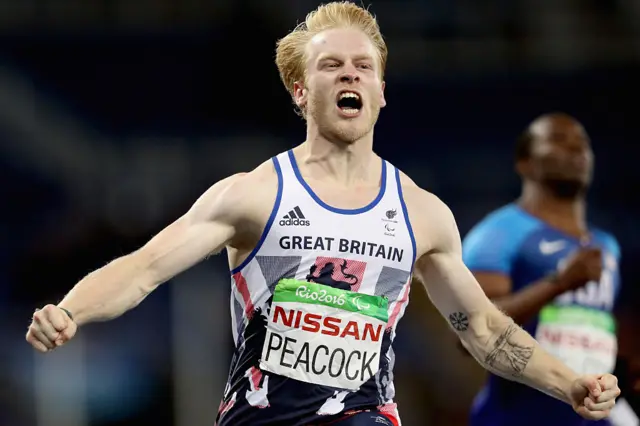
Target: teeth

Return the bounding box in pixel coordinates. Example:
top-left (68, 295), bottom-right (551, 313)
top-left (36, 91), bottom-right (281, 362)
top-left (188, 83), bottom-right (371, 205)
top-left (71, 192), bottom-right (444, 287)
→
top-left (339, 92), bottom-right (360, 100)
top-left (340, 107), bottom-right (359, 115)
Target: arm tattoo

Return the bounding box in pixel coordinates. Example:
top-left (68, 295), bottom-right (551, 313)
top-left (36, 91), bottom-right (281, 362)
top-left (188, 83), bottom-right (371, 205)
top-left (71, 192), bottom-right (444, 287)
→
top-left (484, 323), bottom-right (534, 378)
top-left (448, 312), bottom-right (469, 331)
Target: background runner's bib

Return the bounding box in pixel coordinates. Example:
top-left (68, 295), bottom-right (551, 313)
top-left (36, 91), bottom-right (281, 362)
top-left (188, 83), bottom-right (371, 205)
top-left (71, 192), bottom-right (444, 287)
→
top-left (535, 305), bottom-right (617, 375)
top-left (260, 279), bottom-right (389, 391)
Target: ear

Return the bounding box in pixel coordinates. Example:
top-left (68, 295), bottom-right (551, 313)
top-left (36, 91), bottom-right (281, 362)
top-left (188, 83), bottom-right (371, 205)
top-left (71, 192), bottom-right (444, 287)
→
top-left (379, 81), bottom-right (386, 108)
top-left (293, 81), bottom-right (308, 109)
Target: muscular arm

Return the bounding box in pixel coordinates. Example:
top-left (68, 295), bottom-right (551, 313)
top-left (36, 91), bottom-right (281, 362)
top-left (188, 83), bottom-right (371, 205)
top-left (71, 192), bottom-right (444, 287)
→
top-left (58, 174), bottom-right (245, 325)
top-left (412, 193), bottom-right (578, 404)
top-left (476, 272), bottom-right (565, 325)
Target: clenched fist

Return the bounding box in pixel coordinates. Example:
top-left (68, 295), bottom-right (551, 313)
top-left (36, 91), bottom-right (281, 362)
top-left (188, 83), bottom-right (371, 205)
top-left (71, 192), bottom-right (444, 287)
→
top-left (26, 305), bottom-right (77, 352)
top-left (570, 374), bottom-right (621, 420)
top-left (557, 247), bottom-right (603, 291)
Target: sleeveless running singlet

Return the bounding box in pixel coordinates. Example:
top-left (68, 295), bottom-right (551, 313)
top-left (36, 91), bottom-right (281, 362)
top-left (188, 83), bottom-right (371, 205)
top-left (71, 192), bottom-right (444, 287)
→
top-left (216, 150), bottom-right (416, 426)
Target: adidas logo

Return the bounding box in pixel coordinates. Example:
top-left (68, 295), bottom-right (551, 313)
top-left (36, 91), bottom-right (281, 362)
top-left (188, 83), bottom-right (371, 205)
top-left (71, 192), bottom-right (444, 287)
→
top-left (279, 206), bottom-right (310, 226)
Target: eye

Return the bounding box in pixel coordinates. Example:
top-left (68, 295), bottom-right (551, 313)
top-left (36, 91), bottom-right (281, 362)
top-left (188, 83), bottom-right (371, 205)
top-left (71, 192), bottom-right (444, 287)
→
top-left (358, 64), bottom-right (372, 70)
top-left (326, 62), bottom-right (340, 69)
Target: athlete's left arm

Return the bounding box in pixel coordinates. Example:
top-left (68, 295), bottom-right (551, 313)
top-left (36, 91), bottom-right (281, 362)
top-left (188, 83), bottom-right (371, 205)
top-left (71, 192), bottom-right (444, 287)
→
top-left (409, 190), bottom-right (596, 406)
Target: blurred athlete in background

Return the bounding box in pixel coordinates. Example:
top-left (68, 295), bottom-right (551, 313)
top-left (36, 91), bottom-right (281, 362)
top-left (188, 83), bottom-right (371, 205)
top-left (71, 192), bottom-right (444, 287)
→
top-left (463, 113), bottom-right (629, 426)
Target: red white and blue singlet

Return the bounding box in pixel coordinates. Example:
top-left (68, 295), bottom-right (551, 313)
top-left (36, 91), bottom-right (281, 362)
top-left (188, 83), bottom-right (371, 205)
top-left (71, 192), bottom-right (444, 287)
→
top-left (215, 151), bottom-right (416, 426)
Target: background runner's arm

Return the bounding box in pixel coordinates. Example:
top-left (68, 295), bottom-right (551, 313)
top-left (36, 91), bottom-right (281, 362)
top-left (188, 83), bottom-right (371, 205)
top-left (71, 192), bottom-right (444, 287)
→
top-left (454, 273), bottom-right (564, 356)
top-left (58, 174), bottom-right (244, 326)
top-left (413, 197), bottom-right (578, 404)
top-left (472, 273), bottom-right (565, 325)
top-left (461, 219), bottom-right (566, 325)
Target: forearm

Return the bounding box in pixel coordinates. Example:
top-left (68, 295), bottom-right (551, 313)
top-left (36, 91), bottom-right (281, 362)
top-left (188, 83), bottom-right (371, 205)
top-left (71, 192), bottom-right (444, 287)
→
top-left (462, 310), bottom-right (578, 404)
top-left (493, 275), bottom-right (565, 324)
top-left (58, 253), bottom-right (156, 326)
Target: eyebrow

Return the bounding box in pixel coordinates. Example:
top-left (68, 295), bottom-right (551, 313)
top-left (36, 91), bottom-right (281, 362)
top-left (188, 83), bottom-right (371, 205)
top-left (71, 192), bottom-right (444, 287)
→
top-left (352, 54), bottom-right (374, 62)
top-left (318, 54), bottom-right (375, 62)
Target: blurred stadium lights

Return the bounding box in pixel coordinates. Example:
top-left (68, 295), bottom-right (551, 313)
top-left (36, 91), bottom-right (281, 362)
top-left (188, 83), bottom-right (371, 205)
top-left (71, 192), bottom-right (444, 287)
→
top-left (0, 63), bottom-right (280, 233)
top-left (0, 0), bottom-right (638, 76)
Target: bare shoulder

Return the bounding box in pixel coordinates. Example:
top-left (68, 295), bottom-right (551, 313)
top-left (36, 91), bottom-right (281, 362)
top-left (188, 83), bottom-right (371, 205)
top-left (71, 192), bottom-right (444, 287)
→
top-left (397, 171), bottom-right (459, 258)
top-left (222, 158), bottom-right (278, 203)
top-left (190, 158), bottom-right (279, 227)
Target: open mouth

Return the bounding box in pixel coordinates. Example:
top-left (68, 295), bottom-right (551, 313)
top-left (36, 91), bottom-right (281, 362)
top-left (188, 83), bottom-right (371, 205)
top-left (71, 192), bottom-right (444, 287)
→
top-left (336, 91), bottom-right (363, 116)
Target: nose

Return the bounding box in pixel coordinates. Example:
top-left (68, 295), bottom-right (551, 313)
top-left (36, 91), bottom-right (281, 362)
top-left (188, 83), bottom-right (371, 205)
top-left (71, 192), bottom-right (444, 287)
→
top-left (339, 73), bottom-right (359, 84)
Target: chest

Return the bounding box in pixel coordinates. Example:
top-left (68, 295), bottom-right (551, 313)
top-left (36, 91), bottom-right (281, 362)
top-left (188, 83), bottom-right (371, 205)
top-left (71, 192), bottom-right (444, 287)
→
top-left (256, 192), bottom-right (412, 299)
top-left (301, 179), bottom-right (384, 209)
top-left (266, 199), bottom-right (411, 264)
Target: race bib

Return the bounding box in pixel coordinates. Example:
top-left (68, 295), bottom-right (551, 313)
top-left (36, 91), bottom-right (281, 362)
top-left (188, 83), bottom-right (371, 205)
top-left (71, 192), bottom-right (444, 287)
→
top-left (260, 279), bottom-right (389, 391)
top-left (535, 305), bottom-right (617, 375)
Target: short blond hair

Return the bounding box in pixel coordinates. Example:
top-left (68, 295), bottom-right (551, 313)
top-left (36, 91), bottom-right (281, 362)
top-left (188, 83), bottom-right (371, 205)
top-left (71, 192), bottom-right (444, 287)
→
top-left (275, 1), bottom-right (387, 98)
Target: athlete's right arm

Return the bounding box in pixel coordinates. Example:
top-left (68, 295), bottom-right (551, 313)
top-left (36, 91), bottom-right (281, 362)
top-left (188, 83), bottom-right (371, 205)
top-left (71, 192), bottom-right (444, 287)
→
top-left (27, 173), bottom-right (248, 351)
top-left (61, 174), bottom-right (249, 325)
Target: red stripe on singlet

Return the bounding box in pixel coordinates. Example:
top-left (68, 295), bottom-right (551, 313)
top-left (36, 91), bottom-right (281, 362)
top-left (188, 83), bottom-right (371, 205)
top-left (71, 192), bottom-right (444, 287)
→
top-left (232, 271), bottom-right (255, 319)
top-left (387, 279), bottom-right (411, 329)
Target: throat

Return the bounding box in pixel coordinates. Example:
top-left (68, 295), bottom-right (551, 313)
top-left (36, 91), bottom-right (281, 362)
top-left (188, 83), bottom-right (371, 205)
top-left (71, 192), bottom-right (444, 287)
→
top-left (519, 181), bottom-right (587, 237)
top-left (518, 201), bottom-right (587, 238)
top-left (293, 143), bottom-right (380, 187)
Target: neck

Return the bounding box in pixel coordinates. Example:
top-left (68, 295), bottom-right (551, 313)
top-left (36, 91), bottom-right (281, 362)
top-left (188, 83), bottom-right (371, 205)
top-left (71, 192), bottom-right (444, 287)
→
top-left (519, 181), bottom-right (587, 235)
top-left (296, 123), bottom-right (377, 186)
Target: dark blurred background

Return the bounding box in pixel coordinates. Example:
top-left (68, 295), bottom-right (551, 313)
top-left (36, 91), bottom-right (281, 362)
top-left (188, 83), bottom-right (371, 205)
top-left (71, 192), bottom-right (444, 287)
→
top-left (1, 1), bottom-right (639, 425)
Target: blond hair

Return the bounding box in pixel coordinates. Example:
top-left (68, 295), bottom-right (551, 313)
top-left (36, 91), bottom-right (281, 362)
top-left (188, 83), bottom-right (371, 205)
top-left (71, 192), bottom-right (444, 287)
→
top-left (275, 1), bottom-right (387, 99)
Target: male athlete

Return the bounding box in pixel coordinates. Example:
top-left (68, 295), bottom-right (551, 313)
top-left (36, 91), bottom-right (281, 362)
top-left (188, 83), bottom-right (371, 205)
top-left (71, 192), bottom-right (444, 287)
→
top-left (26, 4), bottom-right (620, 426)
top-left (463, 113), bottom-right (622, 426)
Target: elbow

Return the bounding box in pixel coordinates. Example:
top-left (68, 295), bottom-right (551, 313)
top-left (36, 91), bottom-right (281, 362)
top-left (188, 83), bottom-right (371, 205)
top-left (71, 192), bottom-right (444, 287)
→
top-left (490, 297), bottom-right (522, 324)
top-left (459, 308), bottom-right (512, 358)
top-left (468, 308), bottom-right (509, 340)
top-left (457, 311), bottom-right (492, 355)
